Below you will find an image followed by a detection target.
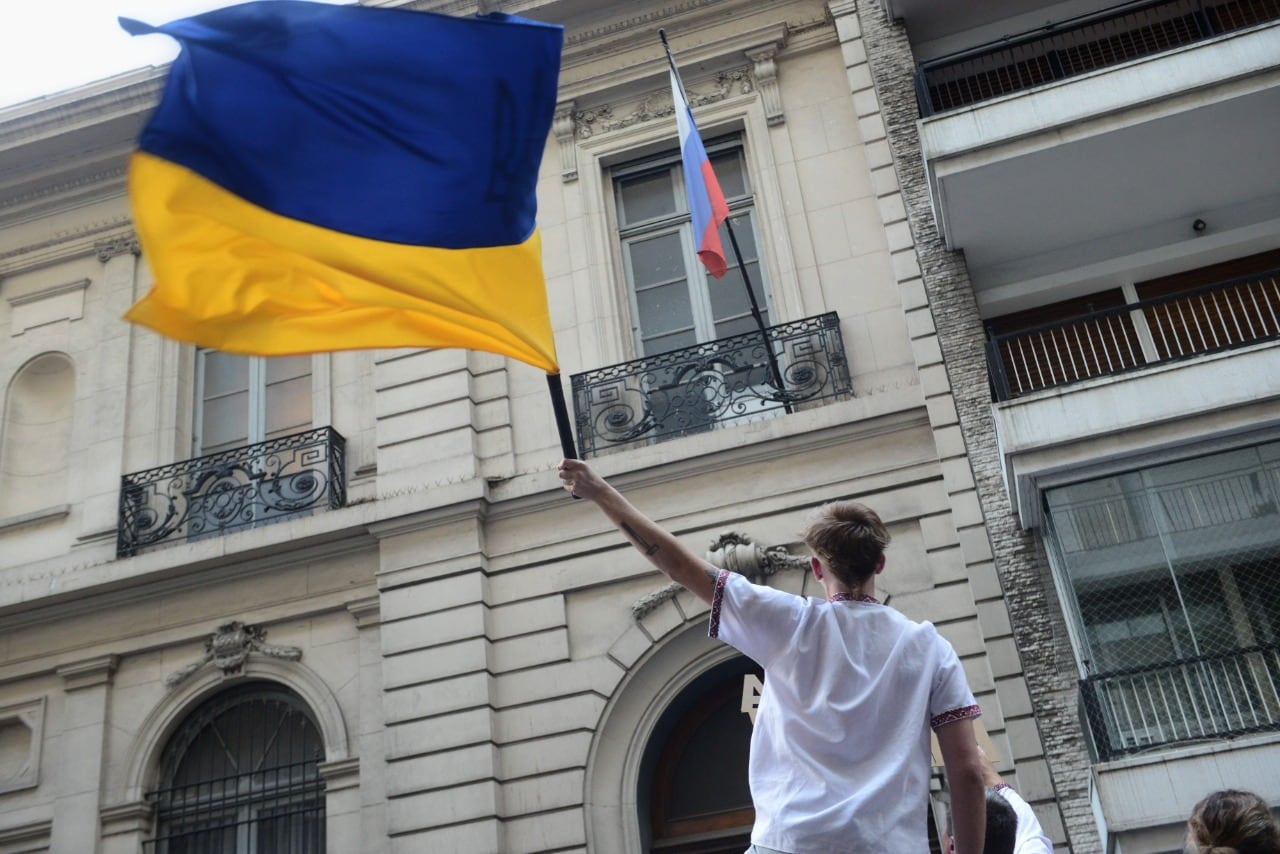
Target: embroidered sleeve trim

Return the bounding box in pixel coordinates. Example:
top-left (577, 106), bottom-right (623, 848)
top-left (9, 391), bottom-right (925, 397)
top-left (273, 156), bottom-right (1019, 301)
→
top-left (930, 704), bottom-right (982, 730)
top-left (708, 569), bottom-right (730, 639)
top-left (993, 782), bottom-right (1011, 793)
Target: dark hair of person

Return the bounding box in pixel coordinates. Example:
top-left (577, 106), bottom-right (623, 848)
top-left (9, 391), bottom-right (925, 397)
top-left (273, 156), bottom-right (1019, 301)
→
top-left (801, 501), bottom-right (890, 586)
top-left (1185, 789), bottom-right (1280, 854)
top-left (944, 789), bottom-right (1018, 854)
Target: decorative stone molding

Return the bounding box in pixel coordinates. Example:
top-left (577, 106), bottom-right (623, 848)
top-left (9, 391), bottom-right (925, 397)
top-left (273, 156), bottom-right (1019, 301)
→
top-left (0, 697), bottom-right (45, 795)
top-left (631, 531), bottom-right (807, 619)
top-left (5, 279), bottom-right (90, 335)
top-left (0, 818), bottom-right (52, 850)
top-left (346, 596), bottom-right (381, 629)
top-left (57, 655), bottom-right (118, 692)
top-left (164, 622), bottom-right (302, 688)
top-left (94, 232), bottom-right (141, 262)
top-left (575, 67), bottom-right (753, 140)
top-left (100, 800), bottom-right (154, 837)
top-left (317, 756), bottom-right (360, 792)
top-left (554, 100), bottom-right (579, 182)
top-left (745, 43), bottom-right (785, 126)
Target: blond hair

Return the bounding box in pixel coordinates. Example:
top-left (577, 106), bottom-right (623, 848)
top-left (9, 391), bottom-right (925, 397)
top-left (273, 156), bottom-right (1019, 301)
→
top-left (801, 500), bottom-right (890, 586)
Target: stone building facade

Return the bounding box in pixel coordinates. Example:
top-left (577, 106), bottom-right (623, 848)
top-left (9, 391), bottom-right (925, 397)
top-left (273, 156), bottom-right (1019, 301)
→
top-left (0, 1), bottom-right (1069, 852)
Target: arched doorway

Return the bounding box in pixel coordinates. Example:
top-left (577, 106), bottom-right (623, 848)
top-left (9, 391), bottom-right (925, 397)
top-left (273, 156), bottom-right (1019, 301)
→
top-left (641, 656), bottom-right (760, 853)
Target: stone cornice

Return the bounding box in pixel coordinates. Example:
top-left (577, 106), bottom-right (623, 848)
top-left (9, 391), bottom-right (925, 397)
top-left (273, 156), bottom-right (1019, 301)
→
top-left (346, 596), bottom-right (382, 628)
top-left (0, 819), bottom-right (52, 847)
top-left (0, 71), bottom-right (162, 147)
top-left (0, 220), bottom-right (134, 277)
top-left (100, 800), bottom-right (154, 837)
top-left (57, 654), bottom-right (119, 691)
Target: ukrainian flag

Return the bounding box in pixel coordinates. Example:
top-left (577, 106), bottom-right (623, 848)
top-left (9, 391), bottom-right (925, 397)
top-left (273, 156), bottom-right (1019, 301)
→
top-left (121, 1), bottom-right (563, 373)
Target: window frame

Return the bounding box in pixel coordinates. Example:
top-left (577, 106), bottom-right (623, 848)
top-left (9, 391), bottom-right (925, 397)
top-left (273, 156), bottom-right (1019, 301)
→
top-left (193, 350), bottom-right (316, 458)
top-left (612, 136), bottom-right (774, 357)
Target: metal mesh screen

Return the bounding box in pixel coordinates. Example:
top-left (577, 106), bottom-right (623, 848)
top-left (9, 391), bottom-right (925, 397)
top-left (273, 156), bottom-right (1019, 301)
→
top-left (1045, 441), bottom-right (1280, 760)
top-left (145, 684), bottom-right (325, 853)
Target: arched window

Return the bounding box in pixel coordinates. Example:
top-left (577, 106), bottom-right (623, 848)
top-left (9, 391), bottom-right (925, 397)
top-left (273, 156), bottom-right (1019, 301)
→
top-left (147, 683), bottom-right (325, 853)
top-left (0, 352), bottom-right (74, 519)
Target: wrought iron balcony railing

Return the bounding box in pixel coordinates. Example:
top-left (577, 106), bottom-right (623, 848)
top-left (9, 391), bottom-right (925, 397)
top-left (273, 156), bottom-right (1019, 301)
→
top-left (1080, 644), bottom-right (1280, 761)
top-left (571, 312), bottom-right (852, 458)
top-left (986, 267), bottom-right (1280, 401)
top-left (117, 427), bottom-right (346, 558)
top-left (916, 0), bottom-right (1280, 116)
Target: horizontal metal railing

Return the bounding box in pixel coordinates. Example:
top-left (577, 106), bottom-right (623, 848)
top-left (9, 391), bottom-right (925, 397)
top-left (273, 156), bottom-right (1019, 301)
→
top-left (916, 0), bottom-right (1280, 116)
top-left (987, 269), bottom-right (1280, 400)
top-left (1049, 460), bottom-right (1280, 552)
top-left (117, 426), bottom-right (346, 557)
top-left (570, 312), bottom-right (852, 458)
top-left (1080, 644), bottom-right (1280, 760)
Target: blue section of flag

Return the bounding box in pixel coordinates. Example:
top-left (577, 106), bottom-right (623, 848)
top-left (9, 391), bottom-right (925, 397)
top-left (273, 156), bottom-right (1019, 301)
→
top-left (120, 1), bottom-right (563, 249)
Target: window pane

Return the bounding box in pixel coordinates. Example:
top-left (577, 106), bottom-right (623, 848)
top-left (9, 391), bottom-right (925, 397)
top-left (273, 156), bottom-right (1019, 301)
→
top-left (709, 150), bottom-right (748, 199)
top-left (202, 351), bottom-right (249, 399)
top-left (619, 170), bottom-right (676, 225)
top-left (628, 232), bottom-right (685, 288)
top-left (265, 375), bottom-right (313, 438)
top-left (201, 393), bottom-right (248, 454)
top-left (710, 260), bottom-right (768, 334)
top-left (265, 354), bottom-right (311, 383)
top-left (643, 328), bottom-right (699, 355)
top-left (637, 282), bottom-right (695, 339)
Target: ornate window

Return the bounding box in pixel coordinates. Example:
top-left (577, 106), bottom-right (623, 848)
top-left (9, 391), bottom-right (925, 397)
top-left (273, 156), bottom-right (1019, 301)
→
top-left (195, 351), bottom-right (312, 456)
top-left (146, 683), bottom-right (325, 853)
top-left (613, 139), bottom-right (771, 356)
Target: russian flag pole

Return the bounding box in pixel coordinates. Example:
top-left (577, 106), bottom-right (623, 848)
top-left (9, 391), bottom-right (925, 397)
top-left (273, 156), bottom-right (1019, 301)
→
top-left (659, 30), bottom-right (792, 411)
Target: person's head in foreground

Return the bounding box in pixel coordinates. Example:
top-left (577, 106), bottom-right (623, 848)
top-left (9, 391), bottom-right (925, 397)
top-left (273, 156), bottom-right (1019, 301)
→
top-left (801, 500), bottom-right (890, 590)
top-left (1184, 789), bottom-right (1280, 854)
top-left (944, 789), bottom-right (1017, 854)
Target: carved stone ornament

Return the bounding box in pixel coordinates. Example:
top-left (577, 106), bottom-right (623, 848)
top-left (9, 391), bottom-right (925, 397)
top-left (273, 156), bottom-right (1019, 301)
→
top-left (164, 621), bottom-right (302, 689)
top-left (94, 233), bottom-right (141, 262)
top-left (554, 100), bottom-right (579, 183)
top-left (631, 531), bottom-right (808, 620)
top-left (575, 67), bottom-right (754, 140)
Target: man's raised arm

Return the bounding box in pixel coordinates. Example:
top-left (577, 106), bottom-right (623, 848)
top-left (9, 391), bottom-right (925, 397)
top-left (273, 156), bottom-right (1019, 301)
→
top-left (559, 459), bottom-right (716, 605)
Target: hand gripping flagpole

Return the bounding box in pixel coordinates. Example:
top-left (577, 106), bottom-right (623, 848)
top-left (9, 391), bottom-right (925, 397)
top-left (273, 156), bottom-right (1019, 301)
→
top-left (659, 29), bottom-right (792, 413)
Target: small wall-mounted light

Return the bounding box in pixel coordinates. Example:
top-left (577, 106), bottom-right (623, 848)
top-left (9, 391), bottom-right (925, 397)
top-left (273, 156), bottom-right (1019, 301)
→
top-left (1192, 218), bottom-right (1208, 235)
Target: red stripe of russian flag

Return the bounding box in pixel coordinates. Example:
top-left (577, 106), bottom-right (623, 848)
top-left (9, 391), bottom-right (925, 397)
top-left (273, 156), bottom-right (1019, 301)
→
top-left (670, 67), bottom-right (730, 279)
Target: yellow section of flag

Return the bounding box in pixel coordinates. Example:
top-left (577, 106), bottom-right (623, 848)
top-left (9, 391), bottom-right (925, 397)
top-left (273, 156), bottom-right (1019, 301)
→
top-left (126, 152), bottom-right (559, 373)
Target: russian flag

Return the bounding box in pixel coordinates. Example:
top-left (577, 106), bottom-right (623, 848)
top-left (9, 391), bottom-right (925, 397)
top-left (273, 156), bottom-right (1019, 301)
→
top-left (119, 2), bottom-right (563, 373)
top-left (670, 67), bottom-right (731, 279)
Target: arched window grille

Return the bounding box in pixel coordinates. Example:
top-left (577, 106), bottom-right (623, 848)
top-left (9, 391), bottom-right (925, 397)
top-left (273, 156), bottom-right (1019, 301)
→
top-left (146, 682), bottom-right (325, 853)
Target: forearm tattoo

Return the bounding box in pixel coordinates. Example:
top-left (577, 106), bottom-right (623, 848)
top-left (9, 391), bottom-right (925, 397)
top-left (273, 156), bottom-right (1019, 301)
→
top-left (621, 521), bottom-right (659, 556)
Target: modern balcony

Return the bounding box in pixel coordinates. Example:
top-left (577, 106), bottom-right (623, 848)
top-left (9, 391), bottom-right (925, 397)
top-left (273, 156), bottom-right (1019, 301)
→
top-left (910, 0), bottom-right (1280, 291)
top-left (117, 427), bottom-right (346, 557)
top-left (570, 312), bottom-right (852, 458)
top-left (986, 266), bottom-right (1280, 400)
top-left (985, 267), bottom-right (1280, 527)
top-left (1080, 644), bottom-right (1280, 762)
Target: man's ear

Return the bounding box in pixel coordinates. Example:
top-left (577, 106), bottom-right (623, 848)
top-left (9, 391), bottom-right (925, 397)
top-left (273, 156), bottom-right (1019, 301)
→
top-left (873, 554), bottom-right (886, 575)
top-left (810, 555), bottom-right (824, 580)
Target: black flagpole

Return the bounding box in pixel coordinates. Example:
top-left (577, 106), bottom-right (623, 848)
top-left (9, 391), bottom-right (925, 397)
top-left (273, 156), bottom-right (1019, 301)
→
top-left (659, 29), bottom-right (791, 411)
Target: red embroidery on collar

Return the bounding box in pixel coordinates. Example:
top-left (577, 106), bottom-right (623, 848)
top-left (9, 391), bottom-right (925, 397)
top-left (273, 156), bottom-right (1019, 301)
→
top-left (829, 592), bottom-right (880, 604)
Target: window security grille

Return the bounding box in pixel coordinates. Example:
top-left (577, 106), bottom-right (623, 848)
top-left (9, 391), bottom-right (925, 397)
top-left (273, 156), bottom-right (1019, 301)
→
top-left (1045, 442), bottom-right (1280, 760)
top-left (146, 684), bottom-right (325, 853)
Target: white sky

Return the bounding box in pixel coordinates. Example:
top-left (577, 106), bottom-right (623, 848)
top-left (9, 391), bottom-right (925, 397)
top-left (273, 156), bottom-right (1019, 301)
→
top-left (0, 0), bottom-right (344, 109)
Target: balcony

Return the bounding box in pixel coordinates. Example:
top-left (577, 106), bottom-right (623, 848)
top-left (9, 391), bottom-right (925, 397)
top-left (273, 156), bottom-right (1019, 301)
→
top-left (570, 312), bottom-right (852, 458)
top-left (117, 427), bottom-right (346, 557)
top-left (986, 266), bottom-right (1280, 400)
top-left (916, 0), bottom-right (1280, 117)
top-left (1080, 644), bottom-right (1280, 761)
top-left (911, 0), bottom-right (1280, 291)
